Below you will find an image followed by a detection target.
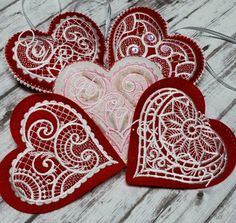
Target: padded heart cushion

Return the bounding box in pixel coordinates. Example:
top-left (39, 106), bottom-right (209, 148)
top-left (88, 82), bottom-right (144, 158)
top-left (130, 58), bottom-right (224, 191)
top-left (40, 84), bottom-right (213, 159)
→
top-left (108, 7), bottom-right (204, 83)
top-left (126, 78), bottom-right (236, 188)
top-left (5, 12), bottom-right (105, 92)
top-left (54, 57), bottom-right (163, 161)
top-left (0, 94), bottom-right (125, 213)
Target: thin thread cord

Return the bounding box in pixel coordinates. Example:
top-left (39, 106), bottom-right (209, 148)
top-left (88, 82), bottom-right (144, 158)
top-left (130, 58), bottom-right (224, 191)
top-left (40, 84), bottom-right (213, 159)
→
top-left (172, 27), bottom-right (236, 91)
top-left (73, 0), bottom-right (112, 67)
top-left (104, 0), bottom-right (112, 39)
top-left (22, 0), bottom-right (62, 30)
top-left (73, 0), bottom-right (112, 39)
top-left (206, 62), bottom-right (236, 91)
top-left (172, 27), bottom-right (236, 44)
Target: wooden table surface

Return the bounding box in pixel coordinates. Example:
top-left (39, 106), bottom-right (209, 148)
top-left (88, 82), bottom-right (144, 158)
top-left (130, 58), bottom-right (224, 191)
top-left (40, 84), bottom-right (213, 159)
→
top-left (0, 0), bottom-right (236, 222)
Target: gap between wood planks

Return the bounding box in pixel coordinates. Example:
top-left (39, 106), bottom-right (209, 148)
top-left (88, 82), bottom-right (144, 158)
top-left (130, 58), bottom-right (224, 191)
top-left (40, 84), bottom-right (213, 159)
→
top-left (0, 0), bottom-right (19, 13)
top-left (119, 190), bottom-right (180, 223)
top-left (206, 156), bottom-right (236, 223)
top-left (205, 183), bottom-right (236, 223)
top-left (57, 0), bottom-right (236, 220)
top-left (0, 0), bottom-right (233, 167)
top-left (1, 58), bottom-right (235, 221)
top-left (0, 0), bottom-right (233, 101)
top-left (162, 172), bottom-right (236, 223)
top-left (24, 104), bottom-right (236, 222)
top-left (0, 0), bottom-right (139, 98)
top-left (0, 0), bottom-right (139, 127)
top-left (0, 44), bottom-right (233, 128)
top-left (0, 0), bottom-right (107, 51)
top-left (118, 102), bottom-right (236, 223)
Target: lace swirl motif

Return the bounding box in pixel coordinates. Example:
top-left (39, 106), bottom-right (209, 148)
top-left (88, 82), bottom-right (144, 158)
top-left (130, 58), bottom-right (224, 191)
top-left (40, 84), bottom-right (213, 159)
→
top-left (13, 16), bottom-right (99, 83)
top-left (56, 59), bottom-right (161, 161)
top-left (112, 12), bottom-right (196, 79)
top-left (135, 88), bottom-right (227, 186)
top-left (10, 101), bottom-right (117, 205)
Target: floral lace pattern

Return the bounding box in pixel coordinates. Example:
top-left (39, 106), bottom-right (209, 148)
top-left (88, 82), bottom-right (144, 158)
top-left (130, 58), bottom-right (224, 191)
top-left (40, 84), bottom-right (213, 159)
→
top-left (135, 88), bottom-right (227, 186)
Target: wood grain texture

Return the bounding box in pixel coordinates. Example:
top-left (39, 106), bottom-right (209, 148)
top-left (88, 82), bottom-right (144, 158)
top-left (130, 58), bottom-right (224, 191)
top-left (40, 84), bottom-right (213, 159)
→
top-left (0, 0), bottom-right (235, 222)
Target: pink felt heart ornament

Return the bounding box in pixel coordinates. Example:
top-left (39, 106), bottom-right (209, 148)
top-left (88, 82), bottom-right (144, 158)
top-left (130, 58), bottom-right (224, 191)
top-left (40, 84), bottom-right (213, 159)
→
top-left (54, 57), bottom-right (163, 161)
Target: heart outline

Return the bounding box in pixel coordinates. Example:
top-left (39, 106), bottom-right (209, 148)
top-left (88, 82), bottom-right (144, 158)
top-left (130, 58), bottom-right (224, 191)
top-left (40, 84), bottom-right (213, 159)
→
top-left (126, 78), bottom-right (236, 189)
top-left (54, 57), bottom-right (163, 161)
top-left (5, 12), bottom-right (105, 92)
top-left (107, 7), bottom-right (205, 84)
top-left (5, 7), bottom-right (205, 93)
top-left (0, 93), bottom-right (125, 213)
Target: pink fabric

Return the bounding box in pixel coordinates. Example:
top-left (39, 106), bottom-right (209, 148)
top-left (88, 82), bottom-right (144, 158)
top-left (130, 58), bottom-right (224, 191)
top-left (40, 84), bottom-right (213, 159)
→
top-left (54, 57), bottom-right (163, 161)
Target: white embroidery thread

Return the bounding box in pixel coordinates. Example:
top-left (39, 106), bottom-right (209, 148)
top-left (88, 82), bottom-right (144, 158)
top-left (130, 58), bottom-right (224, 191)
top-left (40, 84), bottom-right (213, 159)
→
top-left (13, 16), bottom-right (101, 83)
top-left (111, 11), bottom-right (197, 80)
top-left (54, 57), bottom-right (162, 161)
top-left (10, 100), bottom-right (117, 205)
top-left (134, 88), bottom-right (227, 186)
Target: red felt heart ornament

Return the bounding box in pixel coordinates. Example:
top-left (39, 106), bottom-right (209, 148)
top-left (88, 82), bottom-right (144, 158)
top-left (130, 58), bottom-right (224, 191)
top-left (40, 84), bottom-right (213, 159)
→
top-left (107, 7), bottom-right (204, 83)
top-left (126, 78), bottom-right (236, 188)
top-left (5, 12), bottom-right (105, 92)
top-left (0, 94), bottom-right (125, 213)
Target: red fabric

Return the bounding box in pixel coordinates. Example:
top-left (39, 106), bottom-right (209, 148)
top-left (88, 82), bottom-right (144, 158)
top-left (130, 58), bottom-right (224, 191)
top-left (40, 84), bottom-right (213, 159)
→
top-left (108, 7), bottom-right (205, 83)
top-left (0, 94), bottom-right (125, 213)
top-left (5, 12), bottom-right (105, 92)
top-left (126, 78), bottom-right (236, 189)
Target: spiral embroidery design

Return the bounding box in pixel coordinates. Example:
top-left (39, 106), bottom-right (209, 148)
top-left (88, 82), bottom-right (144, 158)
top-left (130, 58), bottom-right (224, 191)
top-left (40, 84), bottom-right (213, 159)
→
top-left (111, 11), bottom-right (198, 79)
top-left (12, 15), bottom-right (101, 83)
top-left (54, 58), bottom-right (162, 161)
top-left (10, 100), bottom-right (117, 205)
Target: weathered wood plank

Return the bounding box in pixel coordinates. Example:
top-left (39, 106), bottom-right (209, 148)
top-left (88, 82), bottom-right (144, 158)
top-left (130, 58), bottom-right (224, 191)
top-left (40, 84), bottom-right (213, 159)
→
top-left (207, 186), bottom-right (236, 223)
top-left (122, 2), bottom-right (236, 218)
top-left (0, 0), bottom-right (19, 13)
top-left (0, 0), bottom-right (236, 223)
top-left (0, 0), bottom-right (231, 99)
top-left (0, 0), bottom-right (139, 222)
top-left (205, 105), bottom-right (236, 223)
top-left (101, 1), bottom-right (236, 221)
top-left (1, 64), bottom-right (232, 223)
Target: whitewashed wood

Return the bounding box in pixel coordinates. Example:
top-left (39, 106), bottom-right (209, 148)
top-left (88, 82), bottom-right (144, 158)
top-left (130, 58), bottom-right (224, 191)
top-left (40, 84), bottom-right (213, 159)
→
top-left (0, 0), bottom-right (235, 223)
top-left (30, 1), bottom-right (236, 221)
top-left (0, 0), bottom-right (126, 97)
top-left (123, 108), bottom-right (236, 223)
top-left (207, 187), bottom-right (236, 223)
top-left (206, 106), bottom-right (236, 223)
